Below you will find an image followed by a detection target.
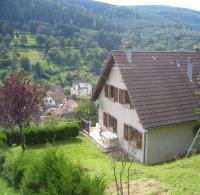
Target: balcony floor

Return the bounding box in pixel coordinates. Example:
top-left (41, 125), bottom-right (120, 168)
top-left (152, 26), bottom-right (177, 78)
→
top-left (87, 125), bottom-right (118, 150)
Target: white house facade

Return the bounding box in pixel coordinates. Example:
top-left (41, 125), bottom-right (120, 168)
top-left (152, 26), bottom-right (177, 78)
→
top-left (44, 96), bottom-right (56, 107)
top-left (71, 80), bottom-right (92, 97)
top-left (97, 65), bottom-right (144, 162)
top-left (92, 46), bottom-right (200, 165)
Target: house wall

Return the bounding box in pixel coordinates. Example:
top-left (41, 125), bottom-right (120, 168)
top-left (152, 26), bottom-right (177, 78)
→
top-left (71, 83), bottom-right (92, 97)
top-left (97, 64), bottom-right (145, 163)
top-left (44, 97), bottom-right (56, 106)
top-left (145, 121), bottom-right (199, 165)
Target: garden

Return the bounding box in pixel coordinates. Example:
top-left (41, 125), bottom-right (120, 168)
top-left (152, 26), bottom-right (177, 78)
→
top-left (0, 69), bottom-right (200, 195)
top-left (1, 132), bottom-right (200, 194)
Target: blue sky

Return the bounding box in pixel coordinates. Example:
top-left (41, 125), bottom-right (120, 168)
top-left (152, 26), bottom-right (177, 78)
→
top-left (95, 0), bottom-right (200, 11)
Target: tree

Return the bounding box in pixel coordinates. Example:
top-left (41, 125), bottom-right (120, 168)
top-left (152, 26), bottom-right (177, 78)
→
top-left (3, 34), bottom-right (12, 48)
top-left (36, 35), bottom-right (47, 47)
top-left (46, 35), bottom-right (57, 49)
top-left (0, 71), bottom-right (45, 151)
top-left (111, 141), bottom-right (136, 195)
top-left (74, 98), bottom-right (96, 120)
top-left (20, 57), bottom-right (31, 71)
top-left (34, 62), bottom-right (43, 79)
top-left (20, 35), bottom-right (28, 46)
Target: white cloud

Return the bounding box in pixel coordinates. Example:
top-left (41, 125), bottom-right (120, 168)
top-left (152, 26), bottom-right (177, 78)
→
top-left (94, 0), bottom-right (200, 11)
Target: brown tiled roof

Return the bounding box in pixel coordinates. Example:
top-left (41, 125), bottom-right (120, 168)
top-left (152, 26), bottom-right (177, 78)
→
top-left (92, 51), bottom-right (200, 129)
top-left (47, 86), bottom-right (65, 100)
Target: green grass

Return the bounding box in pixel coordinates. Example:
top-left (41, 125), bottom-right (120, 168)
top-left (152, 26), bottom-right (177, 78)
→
top-left (1, 136), bottom-right (200, 194)
top-left (0, 177), bottom-right (19, 195)
top-left (18, 50), bottom-right (46, 63)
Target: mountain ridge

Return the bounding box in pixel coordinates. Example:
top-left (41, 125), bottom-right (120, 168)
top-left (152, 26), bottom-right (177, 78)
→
top-left (0, 0), bottom-right (200, 88)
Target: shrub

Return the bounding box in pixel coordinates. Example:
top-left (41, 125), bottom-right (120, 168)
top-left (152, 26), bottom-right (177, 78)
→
top-left (2, 150), bottom-right (28, 188)
top-left (5, 129), bottom-right (21, 146)
top-left (0, 150), bottom-right (6, 172)
top-left (21, 149), bottom-right (106, 195)
top-left (5, 122), bottom-right (80, 146)
top-left (0, 130), bottom-right (6, 147)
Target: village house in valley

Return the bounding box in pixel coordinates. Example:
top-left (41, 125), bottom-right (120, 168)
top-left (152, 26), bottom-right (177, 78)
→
top-left (71, 80), bottom-right (92, 97)
top-left (92, 43), bottom-right (200, 165)
top-left (43, 85), bottom-right (78, 118)
top-left (44, 86), bottom-right (65, 107)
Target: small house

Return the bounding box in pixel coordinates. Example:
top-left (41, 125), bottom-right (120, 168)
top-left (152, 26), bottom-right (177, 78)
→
top-left (71, 80), bottom-right (92, 97)
top-left (44, 86), bottom-right (65, 107)
top-left (92, 44), bottom-right (200, 164)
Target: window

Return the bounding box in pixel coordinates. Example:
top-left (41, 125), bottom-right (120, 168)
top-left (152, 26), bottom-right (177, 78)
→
top-left (125, 91), bottom-right (130, 104)
top-left (103, 112), bottom-right (108, 127)
top-left (135, 131), bottom-right (142, 149)
top-left (112, 117), bottom-right (117, 133)
top-left (105, 84), bottom-right (108, 97)
top-left (124, 124), bottom-right (142, 149)
top-left (105, 84), bottom-right (118, 102)
top-left (119, 89), bottom-right (130, 104)
top-left (103, 112), bottom-right (117, 133)
top-left (113, 87), bottom-right (118, 102)
top-left (124, 124), bottom-right (128, 140)
top-left (119, 89), bottom-right (124, 104)
top-left (105, 84), bottom-right (132, 108)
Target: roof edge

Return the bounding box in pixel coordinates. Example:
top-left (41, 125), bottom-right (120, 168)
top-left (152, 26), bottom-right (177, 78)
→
top-left (91, 53), bottom-right (115, 101)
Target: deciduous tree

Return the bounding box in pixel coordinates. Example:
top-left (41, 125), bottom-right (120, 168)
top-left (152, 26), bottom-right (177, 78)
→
top-left (74, 98), bottom-right (96, 120)
top-left (0, 71), bottom-right (45, 151)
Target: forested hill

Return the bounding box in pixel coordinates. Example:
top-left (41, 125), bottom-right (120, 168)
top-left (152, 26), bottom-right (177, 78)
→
top-left (0, 0), bottom-right (200, 92)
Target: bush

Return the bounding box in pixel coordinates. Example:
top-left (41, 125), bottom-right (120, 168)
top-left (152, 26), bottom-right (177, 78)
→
top-left (2, 150), bottom-right (27, 188)
top-left (0, 130), bottom-right (6, 147)
top-left (21, 149), bottom-right (106, 195)
top-left (5, 122), bottom-right (80, 146)
top-left (5, 129), bottom-right (21, 146)
top-left (0, 150), bottom-right (6, 172)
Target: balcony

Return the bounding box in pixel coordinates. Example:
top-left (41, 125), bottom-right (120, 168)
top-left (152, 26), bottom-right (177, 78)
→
top-left (81, 119), bottom-right (118, 149)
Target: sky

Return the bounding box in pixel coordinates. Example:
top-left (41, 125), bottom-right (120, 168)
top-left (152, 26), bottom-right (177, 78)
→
top-left (95, 0), bottom-right (200, 11)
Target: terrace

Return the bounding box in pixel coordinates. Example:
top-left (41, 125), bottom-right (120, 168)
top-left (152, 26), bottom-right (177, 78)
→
top-left (81, 118), bottom-right (118, 150)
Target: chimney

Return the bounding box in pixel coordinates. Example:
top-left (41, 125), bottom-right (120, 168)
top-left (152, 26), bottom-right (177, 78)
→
top-left (124, 42), bottom-right (133, 62)
top-left (187, 57), bottom-right (193, 81)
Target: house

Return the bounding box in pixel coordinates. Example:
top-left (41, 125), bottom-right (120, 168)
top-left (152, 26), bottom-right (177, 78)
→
top-left (44, 86), bottom-right (65, 107)
top-left (92, 43), bottom-right (200, 165)
top-left (65, 99), bottom-right (78, 111)
top-left (71, 80), bottom-right (92, 97)
top-left (50, 99), bottom-right (78, 118)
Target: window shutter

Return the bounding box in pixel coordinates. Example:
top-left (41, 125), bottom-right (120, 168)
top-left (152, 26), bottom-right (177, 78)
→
top-left (103, 112), bottom-right (107, 127)
top-left (129, 127), bottom-right (135, 141)
top-left (124, 124), bottom-right (128, 140)
top-left (125, 91), bottom-right (130, 104)
top-left (111, 86), bottom-right (114, 98)
top-left (105, 84), bottom-right (108, 97)
top-left (119, 89), bottom-right (123, 104)
top-left (135, 131), bottom-right (142, 149)
top-left (114, 87), bottom-right (118, 102)
top-left (108, 85), bottom-right (110, 98)
top-left (122, 90), bottom-right (125, 104)
top-left (112, 117), bottom-right (117, 133)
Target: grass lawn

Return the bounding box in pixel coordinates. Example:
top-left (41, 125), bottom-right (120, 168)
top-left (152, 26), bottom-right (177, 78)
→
top-left (1, 135), bottom-right (200, 194)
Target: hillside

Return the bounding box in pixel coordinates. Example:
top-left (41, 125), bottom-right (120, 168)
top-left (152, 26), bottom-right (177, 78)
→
top-left (1, 136), bottom-right (200, 194)
top-left (0, 0), bottom-right (200, 89)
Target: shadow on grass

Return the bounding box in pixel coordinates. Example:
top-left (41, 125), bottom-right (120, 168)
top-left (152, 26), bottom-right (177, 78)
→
top-left (26, 136), bottom-right (83, 150)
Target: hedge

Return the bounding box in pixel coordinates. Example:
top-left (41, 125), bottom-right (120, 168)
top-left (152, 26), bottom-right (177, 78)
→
top-left (5, 122), bottom-right (79, 146)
